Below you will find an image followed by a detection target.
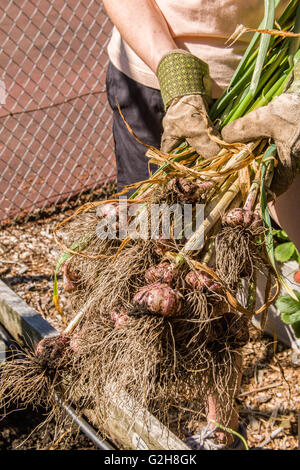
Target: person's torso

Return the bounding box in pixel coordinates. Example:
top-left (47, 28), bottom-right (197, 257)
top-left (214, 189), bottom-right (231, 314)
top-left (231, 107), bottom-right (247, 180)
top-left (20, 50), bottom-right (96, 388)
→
top-left (155, 0), bottom-right (265, 40)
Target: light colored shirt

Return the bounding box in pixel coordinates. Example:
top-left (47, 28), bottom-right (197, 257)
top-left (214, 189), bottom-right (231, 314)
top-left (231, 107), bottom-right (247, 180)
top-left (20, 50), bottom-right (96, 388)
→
top-left (107, 1), bottom-right (287, 98)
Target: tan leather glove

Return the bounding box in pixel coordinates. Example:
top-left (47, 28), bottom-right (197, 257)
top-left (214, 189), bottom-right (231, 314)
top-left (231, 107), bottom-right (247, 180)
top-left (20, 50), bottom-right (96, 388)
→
top-left (157, 50), bottom-right (220, 158)
top-left (222, 61), bottom-right (300, 197)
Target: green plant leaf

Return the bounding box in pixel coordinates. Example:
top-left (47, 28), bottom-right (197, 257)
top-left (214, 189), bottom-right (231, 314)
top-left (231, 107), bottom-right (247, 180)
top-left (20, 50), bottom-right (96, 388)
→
top-left (276, 291), bottom-right (300, 338)
top-left (250, 0), bottom-right (275, 96)
top-left (274, 242), bottom-right (295, 263)
top-left (281, 309), bottom-right (300, 325)
top-left (276, 290), bottom-right (300, 315)
top-left (272, 229), bottom-right (290, 241)
top-left (52, 235), bottom-right (90, 313)
top-left (291, 321), bottom-right (300, 338)
top-left (288, 0), bottom-right (300, 65)
top-left (225, 0), bottom-right (282, 91)
top-left (260, 146), bottom-right (298, 301)
top-left (294, 250), bottom-right (300, 264)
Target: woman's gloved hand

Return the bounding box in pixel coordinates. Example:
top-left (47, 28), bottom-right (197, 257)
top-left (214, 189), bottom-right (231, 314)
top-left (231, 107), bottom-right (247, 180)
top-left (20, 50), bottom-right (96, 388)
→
top-left (222, 61), bottom-right (300, 198)
top-left (157, 50), bottom-right (220, 158)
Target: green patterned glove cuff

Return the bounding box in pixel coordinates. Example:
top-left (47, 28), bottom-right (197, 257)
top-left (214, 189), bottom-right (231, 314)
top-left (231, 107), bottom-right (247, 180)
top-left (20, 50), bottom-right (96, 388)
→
top-left (287, 60), bottom-right (300, 95)
top-left (157, 50), bottom-right (210, 109)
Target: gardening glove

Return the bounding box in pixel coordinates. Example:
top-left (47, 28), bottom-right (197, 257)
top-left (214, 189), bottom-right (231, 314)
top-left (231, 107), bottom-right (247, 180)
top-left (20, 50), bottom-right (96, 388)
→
top-left (157, 50), bottom-right (221, 158)
top-left (222, 60), bottom-right (300, 197)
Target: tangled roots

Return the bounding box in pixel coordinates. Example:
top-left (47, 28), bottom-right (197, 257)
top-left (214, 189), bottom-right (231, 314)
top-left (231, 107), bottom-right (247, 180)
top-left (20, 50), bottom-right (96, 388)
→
top-left (0, 335), bottom-right (89, 445)
top-left (66, 283), bottom-right (247, 432)
top-left (2, 207), bottom-right (252, 439)
top-left (215, 225), bottom-right (265, 290)
top-left (0, 350), bottom-right (71, 443)
top-left (0, 352), bottom-right (55, 411)
top-left (75, 240), bottom-right (165, 322)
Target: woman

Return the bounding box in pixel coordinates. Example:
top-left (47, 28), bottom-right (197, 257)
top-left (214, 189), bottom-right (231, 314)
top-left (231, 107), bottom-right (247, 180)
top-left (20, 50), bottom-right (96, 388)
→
top-left (103, 0), bottom-right (300, 449)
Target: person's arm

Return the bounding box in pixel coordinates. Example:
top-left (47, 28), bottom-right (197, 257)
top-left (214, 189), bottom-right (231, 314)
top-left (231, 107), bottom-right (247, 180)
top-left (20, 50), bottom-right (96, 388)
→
top-left (103, 0), bottom-right (220, 158)
top-left (102, 0), bottom-right (177, 72)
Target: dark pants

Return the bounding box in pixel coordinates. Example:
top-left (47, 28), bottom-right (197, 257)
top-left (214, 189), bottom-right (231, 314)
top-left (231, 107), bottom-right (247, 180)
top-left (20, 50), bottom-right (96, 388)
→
top-left (106, 62), bottom-right (165, 195)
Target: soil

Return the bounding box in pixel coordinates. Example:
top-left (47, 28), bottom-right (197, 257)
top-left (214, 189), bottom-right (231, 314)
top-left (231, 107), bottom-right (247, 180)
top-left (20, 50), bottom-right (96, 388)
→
top-left (0, 208), bottom-right (299, 450)
top-left (0, 406), bottom-right (98, 450)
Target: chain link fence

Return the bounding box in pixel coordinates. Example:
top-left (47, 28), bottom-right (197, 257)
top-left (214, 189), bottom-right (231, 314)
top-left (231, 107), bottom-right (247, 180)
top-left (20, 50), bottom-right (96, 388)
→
top-left (0, 0), bottom-right (116, 226)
